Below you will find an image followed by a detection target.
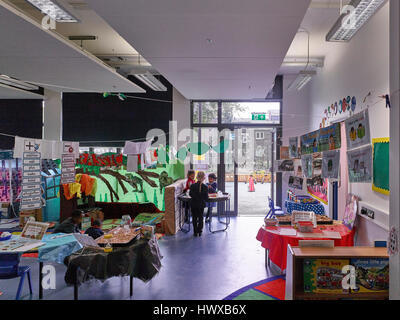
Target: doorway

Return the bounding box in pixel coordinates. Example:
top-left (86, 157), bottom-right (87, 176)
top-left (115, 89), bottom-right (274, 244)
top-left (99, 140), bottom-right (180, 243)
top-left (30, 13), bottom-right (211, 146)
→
top-left (191, 101), bottom-right (281, 216)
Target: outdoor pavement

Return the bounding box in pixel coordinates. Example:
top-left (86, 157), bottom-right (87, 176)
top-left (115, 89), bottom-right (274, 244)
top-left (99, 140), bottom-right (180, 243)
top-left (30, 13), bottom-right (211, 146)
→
top-left (226, 182), bottom-right (271, 216)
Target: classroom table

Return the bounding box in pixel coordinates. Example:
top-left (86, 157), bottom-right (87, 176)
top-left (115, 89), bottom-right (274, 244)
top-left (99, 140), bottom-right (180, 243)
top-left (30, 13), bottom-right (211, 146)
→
top-left (63, 236), bottom-right (162, 300)
top-left (177, 193), bottom-right (231, 233)
top-left (37, 233), bottom-right (83, 299)
top-left (256, 223), bottom-right (355, 272)
top-left (284, 199), bottom-right (325, 215)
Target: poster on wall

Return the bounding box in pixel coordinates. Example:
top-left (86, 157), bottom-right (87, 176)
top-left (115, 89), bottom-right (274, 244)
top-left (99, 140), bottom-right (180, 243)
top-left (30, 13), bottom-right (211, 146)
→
top-left (322, 150), bottom-right (340, 179)
top-left (307, 177), bottom-right (328, 205)
top-left (275, 160), bottom-right (294, 172)
top-left (312, 153), bottom-right (322, 177)
top-left (280, 146), bottom-right (290, 160)
top-left (347, 145), bottom-right (373, 183)
top-left (372, 138), bottom-right (390, 195)
top-left (293, 159), bottom-right (303, 177)
top-left (289, 137), bottom-right (299, 159)
top-left (300, 130), bottom-right (320, 155)
top-left (345, 110), bottom-right (371, 150)
top-left (289, 176), bottom-right (304, 190)
top-left (301, 154), bottom-right (313, 179)
top-left (318, 123), bottom-right (341, 152)
top-left (21, 148), bottom-right (42, 211)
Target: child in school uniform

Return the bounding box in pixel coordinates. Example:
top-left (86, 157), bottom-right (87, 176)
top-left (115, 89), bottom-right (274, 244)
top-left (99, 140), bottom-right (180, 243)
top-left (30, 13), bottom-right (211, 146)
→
top-left (205, 173), bottom-right (217, 223)
top-left (189, 171), bottom-right (209, 237)
top-left (85, 219), bottom-right (104, 240)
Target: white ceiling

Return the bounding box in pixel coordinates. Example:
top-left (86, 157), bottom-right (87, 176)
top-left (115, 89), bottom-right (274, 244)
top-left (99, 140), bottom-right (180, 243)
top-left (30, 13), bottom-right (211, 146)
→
top-left (0, 1), bottom-right (145, 94)
top-left (85, 0), bottom-right (311, 100)
top-left (0, 83), bottom-right (43, 99)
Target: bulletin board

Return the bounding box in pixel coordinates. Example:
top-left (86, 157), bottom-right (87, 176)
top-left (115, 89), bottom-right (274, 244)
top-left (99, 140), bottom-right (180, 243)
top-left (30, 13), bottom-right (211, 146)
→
top-left (372, 138), bottom-right (390, 195)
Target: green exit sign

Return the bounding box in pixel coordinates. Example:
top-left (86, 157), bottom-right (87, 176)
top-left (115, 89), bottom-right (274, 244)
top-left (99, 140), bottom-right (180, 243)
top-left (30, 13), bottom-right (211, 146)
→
top-left (252, 113), bottom-right (266, 121)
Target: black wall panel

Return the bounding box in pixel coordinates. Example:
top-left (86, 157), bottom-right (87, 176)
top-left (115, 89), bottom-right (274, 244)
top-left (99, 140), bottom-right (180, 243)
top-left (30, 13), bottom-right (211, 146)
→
top-left (0, 99), bottom-right (43, 150)
top-left (62, 76), bottom-right (173, 147)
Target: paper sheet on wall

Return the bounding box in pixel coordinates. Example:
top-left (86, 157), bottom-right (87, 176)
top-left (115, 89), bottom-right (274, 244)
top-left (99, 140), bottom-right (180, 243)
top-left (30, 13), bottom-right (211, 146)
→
top-left (322, 150), bottom-right (340, 179)
top-left (347, 145), bottom-right (372, 183)
top-left (345, 110), bottom-right (371, 150)
top-left (14, 137), bottom-right (79, 159)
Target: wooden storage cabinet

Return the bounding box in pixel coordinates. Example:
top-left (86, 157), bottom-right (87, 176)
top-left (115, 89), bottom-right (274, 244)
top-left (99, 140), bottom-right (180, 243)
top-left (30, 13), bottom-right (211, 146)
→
top-left (285, 246), bottom-right (389, 300)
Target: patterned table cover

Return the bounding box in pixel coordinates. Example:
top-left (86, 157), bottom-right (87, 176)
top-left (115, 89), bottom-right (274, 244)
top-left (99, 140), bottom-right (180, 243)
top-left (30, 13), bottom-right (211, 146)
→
top-left (285, 200), bottom-right (325, 215)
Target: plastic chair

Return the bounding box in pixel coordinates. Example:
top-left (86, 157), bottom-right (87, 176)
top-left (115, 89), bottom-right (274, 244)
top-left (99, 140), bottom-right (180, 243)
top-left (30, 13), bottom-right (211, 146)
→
top-left (0, 253), bottom-right (32, 300)
top-left (266, 197), bottom-right (285, 218)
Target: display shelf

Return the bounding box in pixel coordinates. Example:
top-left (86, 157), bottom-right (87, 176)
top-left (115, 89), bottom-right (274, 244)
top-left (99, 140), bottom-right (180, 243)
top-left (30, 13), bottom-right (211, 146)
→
top-left (285, 245), bottom-right (389, 300)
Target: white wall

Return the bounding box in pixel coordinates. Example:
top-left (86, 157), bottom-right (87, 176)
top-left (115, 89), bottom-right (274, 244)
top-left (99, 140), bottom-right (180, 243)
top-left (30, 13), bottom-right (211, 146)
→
top-left (308, 3), bottom-right (390, 244)
top-left (281, 74), bottom-right (311, 200)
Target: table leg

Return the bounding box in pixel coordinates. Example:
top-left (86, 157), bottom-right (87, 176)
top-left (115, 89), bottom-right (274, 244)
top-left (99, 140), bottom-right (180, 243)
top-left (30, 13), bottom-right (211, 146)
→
top-left (180, 201), bottom-right (191, 233)
top-left (74, 268), bottom-right (78, 300)
top-left (39, 262), bottom-right (43, 300)
top-left (130, 275), bottom-right (133, 297)
top-left (209, 199), bottom-right (230, 233)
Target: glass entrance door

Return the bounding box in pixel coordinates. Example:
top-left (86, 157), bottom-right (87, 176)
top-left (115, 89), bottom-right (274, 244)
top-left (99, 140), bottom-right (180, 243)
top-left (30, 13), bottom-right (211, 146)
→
top-left (235, 127), bottom-right (275, 216)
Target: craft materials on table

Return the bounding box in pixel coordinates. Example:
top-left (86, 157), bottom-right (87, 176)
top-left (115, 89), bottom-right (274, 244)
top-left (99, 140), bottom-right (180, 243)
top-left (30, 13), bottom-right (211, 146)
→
top-left (96, 227), bottom-right (140, 246)
top-left (285, 199), bottom-right (325, 215)
top-left (256, 223), bottom-right (355, 271)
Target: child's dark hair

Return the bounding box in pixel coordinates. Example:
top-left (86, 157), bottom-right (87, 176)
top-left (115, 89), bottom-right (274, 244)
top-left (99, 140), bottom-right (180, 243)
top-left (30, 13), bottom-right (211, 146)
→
top-left (71, 210), bottom-right (83, 219)
top-left (92, 219), bottom-right (102, 227)
top-left (187, 169), bottom-right (195, 177)
top-left (209, 173), bottom-right (217, 180)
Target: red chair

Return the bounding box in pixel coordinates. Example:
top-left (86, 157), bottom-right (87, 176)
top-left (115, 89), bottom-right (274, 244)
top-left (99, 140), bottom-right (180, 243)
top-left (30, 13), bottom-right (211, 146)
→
top-left (0, 253), bottom-right (32, 300)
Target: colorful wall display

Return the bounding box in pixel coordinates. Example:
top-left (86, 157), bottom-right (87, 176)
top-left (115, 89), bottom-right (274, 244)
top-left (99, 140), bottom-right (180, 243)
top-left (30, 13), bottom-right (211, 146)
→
top-left (347, 145), bottom-right (372, 183)
top-left (289, 137), bottom-right (299, 159)
top-left (301, 154), bottom-right (313, 179)
top-left (276, 159), bottom-right (294, 172)
top-left (345, 110), bottom-right (371, 150)
top-left (300, 124), bottom-right (341, 155)
top-left (307, 177), bottom-right (328, 205)
top-left (372, 138), bottom-right (389, 195)
top-left (300, 130), bottom-right (320, 155)
top-left (318, 123), bottom-right (341, 152)
top-left (288, 176), bottom-right (303, 190)
top-left (21, 150), bottom-right (42, 211)
top-left (322, 150), bottom-right (340, 179)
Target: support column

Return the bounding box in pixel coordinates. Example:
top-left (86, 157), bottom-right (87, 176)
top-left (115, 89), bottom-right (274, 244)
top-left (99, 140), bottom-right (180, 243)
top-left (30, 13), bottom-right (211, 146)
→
top-left (43, 89), bottom-right (62, 141)
top-left (389, 0), bottom-right (400, 301)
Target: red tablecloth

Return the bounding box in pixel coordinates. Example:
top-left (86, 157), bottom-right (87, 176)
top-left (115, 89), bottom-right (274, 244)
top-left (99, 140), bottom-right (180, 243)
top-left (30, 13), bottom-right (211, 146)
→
top-left (256, 224), bottom-right (355, 271)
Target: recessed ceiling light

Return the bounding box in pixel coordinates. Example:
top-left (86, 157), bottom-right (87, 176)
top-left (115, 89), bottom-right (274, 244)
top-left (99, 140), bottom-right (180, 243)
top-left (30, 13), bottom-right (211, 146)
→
top-left (25, 0), bottom-right (79, 22)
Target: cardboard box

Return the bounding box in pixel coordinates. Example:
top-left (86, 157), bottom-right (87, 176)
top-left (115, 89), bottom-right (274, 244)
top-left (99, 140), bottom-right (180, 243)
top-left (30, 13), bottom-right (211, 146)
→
top-left (19, 209), bottom-right (43, 227)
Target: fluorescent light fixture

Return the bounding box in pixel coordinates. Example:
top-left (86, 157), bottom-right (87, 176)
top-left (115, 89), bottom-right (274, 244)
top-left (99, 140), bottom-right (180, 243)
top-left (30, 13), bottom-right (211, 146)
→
top-left (133, 72), bottom-right (167, 91)
top-left (282, 57), bottom-right (324, 69)
top-left (0, 75), bottom-right (39, 91)
top-left (287, 70), bottom-right (316, 91)
top-left (25, 0), bottom-right (79, 22)
top-left (326, 0), bottom-right (386, 42)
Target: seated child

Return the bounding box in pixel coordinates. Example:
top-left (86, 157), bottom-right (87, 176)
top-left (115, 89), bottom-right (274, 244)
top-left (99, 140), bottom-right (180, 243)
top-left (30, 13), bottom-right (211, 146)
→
top-left (205, 173), bottom-right (217, 223)
top-left (85, 219), bottom-right (104, 240)
top-left (53, 210), bottom-right (83, 234)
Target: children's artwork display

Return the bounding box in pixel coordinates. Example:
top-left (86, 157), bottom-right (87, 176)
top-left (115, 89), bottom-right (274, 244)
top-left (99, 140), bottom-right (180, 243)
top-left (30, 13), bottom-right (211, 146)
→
top-left (280, 146), bottom-right (290, 160)
top-left (300, 124), bottom-right (341, 155)
top-left (301, 154), bottom-right (313, 179)
top-left (312, 153), bottom-right (322, 177)
top-left (372, 138), bottom-right (389, 195)
top-left (347, 145), bottom-right (372, 183)
top-left (276, 160), bottom-right (294, 172)
top-left (322, 150), bottom-right (340, 179)
top-left (301, 130), bottom-right (320, 155)
top-left (304, 259), bottom-right (350, 294)
top-left (345, 110), bottom-right (371, 150)
top-left (351, 258), bottom-right (389, 293)
top-left (318, 123), bottom-right (341, 152)
top-left (288, 176), bottom-right (303, 190)
top-left (307, 177), bottom-right (328, 205)
top-left (289, 137), bottom-right (299, 159)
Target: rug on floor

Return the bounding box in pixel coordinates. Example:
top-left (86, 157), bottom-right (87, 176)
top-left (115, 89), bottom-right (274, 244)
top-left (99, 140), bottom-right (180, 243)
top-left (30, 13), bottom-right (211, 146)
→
top-left (223, 275), bottom-right (286, 300)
